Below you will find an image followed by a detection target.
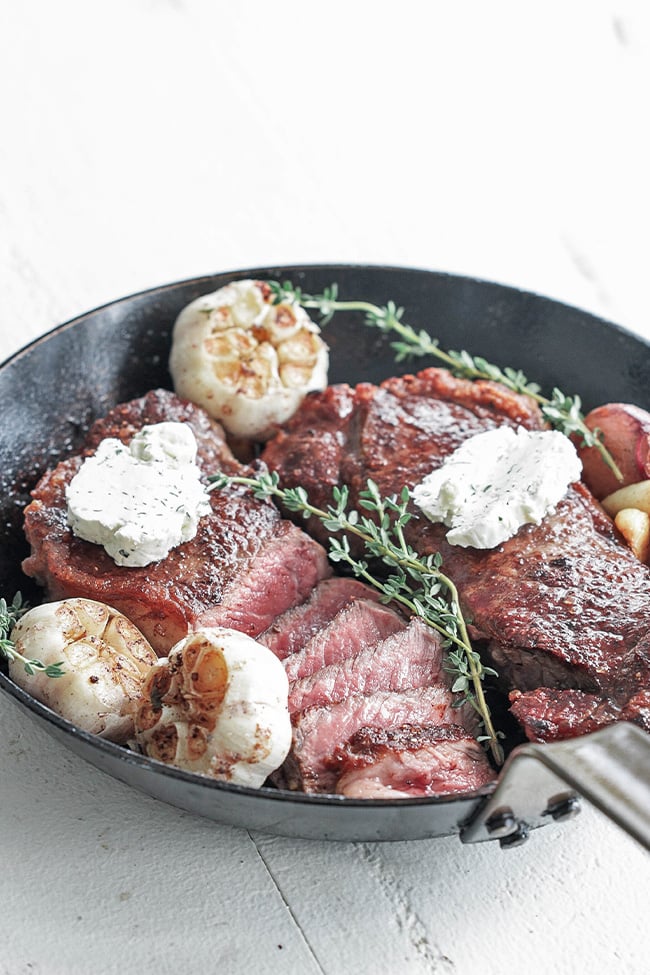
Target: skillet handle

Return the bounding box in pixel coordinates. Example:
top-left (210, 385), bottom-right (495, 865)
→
top-left (460, 723), bottom-right (650, 850)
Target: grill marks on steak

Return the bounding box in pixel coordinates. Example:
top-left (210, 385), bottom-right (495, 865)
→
top-left (262, 367), bottom-right (650, 740)
top-left (22, 390), bottom-right (331, 654)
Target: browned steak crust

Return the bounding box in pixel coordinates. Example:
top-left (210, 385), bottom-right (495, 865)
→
top-left (22, 390), bottom-right (331, 654)
top-left (509, 685), bottom-right (650, 742)
top-left (509, 688), bottom-right (622, 742)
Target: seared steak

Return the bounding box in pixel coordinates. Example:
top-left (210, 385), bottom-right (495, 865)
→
top-left (287, 617), bottom-right (444, 713)
top-left (440, 483), bottom-right (650, 699)
top-left (22, 390), bottom-right (331, 654)
top-left (261, 577), bottom-right (471, 794)
top-left (334, 724), bottom-right (497, 798)
top-left (620, 691), bottom-right (650, 730)
top-left (274, 599), bottom-right (477, 795)
top-left (262, 368), bottom-right (650, 734)
top-left (81, 387), bottom-right (241, 470)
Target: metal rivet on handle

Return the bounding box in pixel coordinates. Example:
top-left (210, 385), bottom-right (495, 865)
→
top-left (485, 808), bottom-right (518, 839)
top-left (544, 795), bottom-right (581, 822)
top-left (498, 823), bottom-right (530, 849)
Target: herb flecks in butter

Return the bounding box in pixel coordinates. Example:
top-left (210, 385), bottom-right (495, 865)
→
top-left (66, 422), bottom-right (211, 567)
top-left (412, 427), bottom-right (582, 549)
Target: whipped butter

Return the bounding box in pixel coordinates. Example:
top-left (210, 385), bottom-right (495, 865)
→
top-left (412, 426), bottom-right (582, 549)
top-left (66, 422), bottom-right (211, 567)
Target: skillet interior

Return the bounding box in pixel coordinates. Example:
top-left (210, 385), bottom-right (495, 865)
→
top-left (1, 264), bottom-right (648, 841)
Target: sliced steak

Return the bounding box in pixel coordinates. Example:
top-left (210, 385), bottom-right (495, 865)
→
top-left (196, 522), bottom-right (332, 640)
top-left (262, 368), bottom-right (650, 719)
top-left (288, 617), bottom-right (444, 713)
top-left (282, 599), bottom-right (405, 682)
top-left (22, 390), bottom-right (331, 655)
top-left (278, 686), bottom-right (477, 793)
top-left (334, 724), bottom-right (497, 798)
top-left (258, 577), bottom-right (382, 660)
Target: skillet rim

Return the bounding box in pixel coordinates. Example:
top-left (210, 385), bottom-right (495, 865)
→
top-left (0, 260), bottom-right (634, 373)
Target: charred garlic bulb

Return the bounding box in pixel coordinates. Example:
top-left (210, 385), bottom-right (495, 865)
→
top-left (169, 279), bottom-right (328, 439)
top-left (134, 627), bottom-right (291, 787)
top-left (8, 599), bottom-right (157, 743)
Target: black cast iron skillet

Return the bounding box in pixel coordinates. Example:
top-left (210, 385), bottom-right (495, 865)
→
top-left (1, 265), bottom-right (650, 849)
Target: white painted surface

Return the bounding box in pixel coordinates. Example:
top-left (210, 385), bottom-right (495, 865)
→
top-left (1, 2), bottom-right (649, 973)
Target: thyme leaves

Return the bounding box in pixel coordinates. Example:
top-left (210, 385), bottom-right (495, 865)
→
top-left (0, 594), bottom-right (65, 678)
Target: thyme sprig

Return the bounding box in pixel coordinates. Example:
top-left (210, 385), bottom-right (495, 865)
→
top-left (0, 594), bottom-right (65, 678)
top-left (210, 470), bottom-right (504, 764)
top-left (268, 280), bottom-right (623, 482)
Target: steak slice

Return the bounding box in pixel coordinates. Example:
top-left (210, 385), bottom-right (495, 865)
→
top-left (22, 390), bottom-right (331, 654)
top-left (278, 686), bottom-right (478, 793)
top-left (262, 367), bottom-right (650, 717)
top-left (195, 522), bottom-right (331, 640)
top-left (258, 577), bottom-right (382, 660)
top-left (282, 599), bottom-right (405, 682)
top-left (288, 617), bottom-right (444, 713)
top-left (334, 724), bottom-right (497, 798)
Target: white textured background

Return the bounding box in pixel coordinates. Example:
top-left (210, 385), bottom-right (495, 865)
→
top-left (1, 2), bottom-right (649, 973)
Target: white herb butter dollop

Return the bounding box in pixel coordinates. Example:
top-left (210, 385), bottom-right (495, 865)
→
top-left (66, 422), bottom-right (211, 567)
top-left (412, 427), bottom-right (582, 549)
